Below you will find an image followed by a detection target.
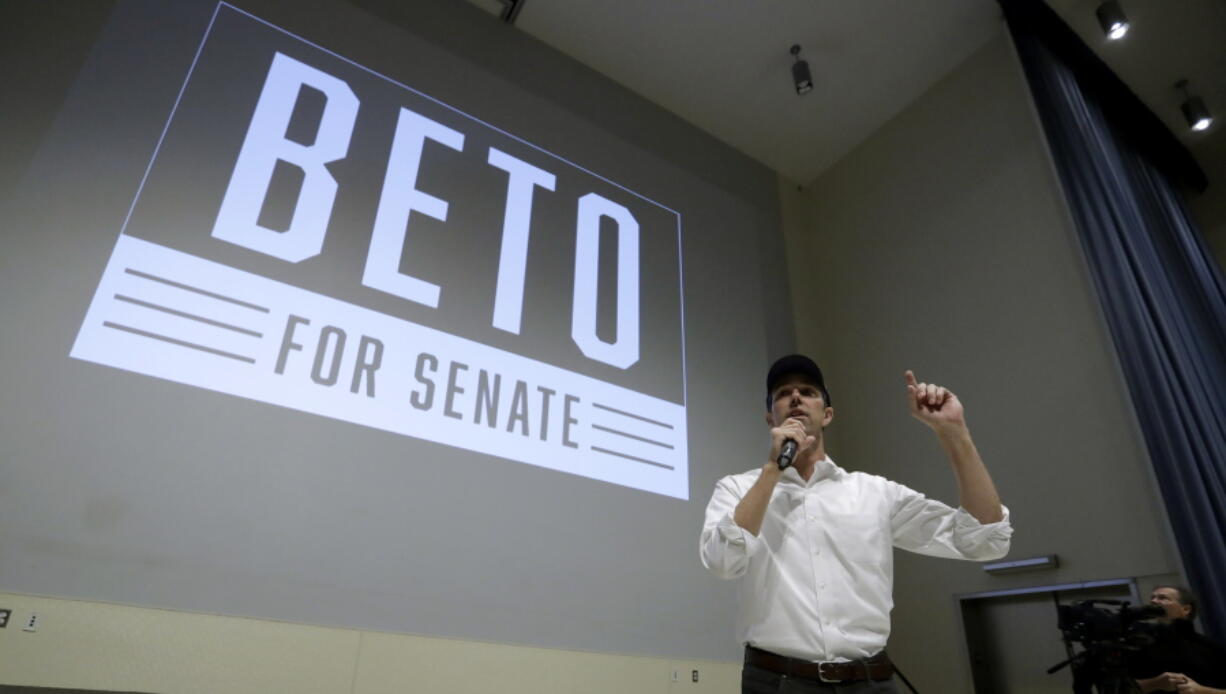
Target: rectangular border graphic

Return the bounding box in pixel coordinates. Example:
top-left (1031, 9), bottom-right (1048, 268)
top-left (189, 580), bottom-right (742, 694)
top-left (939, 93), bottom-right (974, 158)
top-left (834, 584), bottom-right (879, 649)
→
top-left (71, 3), bottom-right (690, 499)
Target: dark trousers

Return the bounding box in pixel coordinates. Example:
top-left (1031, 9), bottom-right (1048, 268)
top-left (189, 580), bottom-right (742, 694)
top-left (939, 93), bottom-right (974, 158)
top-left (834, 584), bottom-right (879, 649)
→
top-left (742, 664), bottom-right (901, 694)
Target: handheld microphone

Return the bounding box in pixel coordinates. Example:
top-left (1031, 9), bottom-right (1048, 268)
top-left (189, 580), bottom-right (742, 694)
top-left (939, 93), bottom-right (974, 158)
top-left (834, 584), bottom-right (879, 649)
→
top-left (777, 439), bottom-right (798, 470)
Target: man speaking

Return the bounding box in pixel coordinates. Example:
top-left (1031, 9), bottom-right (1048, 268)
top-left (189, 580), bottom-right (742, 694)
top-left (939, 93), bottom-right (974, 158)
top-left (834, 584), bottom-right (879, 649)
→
top-left (700, 355), bottom-right (1012, 692)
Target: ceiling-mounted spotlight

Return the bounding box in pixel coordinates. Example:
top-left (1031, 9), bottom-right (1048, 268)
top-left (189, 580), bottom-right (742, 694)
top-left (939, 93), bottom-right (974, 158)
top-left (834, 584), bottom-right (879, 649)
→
top-left (1095, 1), bottom-right (1129, 40)
top-left (1176, 80), bottom-right (1213, 132)
top-left (790, 44), bottom-right (813, 95)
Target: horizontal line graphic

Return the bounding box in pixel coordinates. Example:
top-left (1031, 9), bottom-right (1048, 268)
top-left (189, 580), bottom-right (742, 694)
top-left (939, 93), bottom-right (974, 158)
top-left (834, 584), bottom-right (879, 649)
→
top-left (591, 423), bottom-right (674, 449)
top-left (592, 402), bottom-right (674, 429)
top-left (102, 321), bottom-right (257, 364)
top-left (114, 294), bottom-right (263, 337)
top-left (124, 267), bottom-right (270, 313)
top-left (591, 445), bottom-right (674, 470)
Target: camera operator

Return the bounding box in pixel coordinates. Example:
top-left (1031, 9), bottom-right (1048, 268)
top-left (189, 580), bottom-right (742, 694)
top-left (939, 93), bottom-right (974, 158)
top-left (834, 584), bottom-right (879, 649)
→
top-left (1131, 586), bottom-right (1226, 693)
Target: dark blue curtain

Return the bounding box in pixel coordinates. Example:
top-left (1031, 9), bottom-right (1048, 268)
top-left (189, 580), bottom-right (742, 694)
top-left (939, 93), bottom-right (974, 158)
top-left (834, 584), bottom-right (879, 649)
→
top-left (1001, 0), bottom-right (1226, 641)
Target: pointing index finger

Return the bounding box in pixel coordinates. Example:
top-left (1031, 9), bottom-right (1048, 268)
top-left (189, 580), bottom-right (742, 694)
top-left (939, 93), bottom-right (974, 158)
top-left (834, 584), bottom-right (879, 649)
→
top-left (904, 370), bottom-right (918, 388)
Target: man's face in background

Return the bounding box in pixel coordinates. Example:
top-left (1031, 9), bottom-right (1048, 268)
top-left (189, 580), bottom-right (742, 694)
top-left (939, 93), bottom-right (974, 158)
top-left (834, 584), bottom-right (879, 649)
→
top-left (1150, 587), bottom-right (1192, 621)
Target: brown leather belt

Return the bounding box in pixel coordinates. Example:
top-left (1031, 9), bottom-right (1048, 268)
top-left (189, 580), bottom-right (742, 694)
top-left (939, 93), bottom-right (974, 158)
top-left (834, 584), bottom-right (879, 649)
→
top-left (744, 645), bottom-right (894, 683)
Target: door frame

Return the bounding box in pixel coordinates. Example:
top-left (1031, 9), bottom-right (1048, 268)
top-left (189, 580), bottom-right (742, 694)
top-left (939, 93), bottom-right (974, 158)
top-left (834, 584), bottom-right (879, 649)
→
top-left (953, 578), bottom-right (1140, 693)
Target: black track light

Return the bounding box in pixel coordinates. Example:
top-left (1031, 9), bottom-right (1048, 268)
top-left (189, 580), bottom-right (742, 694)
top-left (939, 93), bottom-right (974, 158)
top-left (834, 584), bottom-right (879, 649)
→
top-left (790, 45), bottom-right (813, 95)
top-left (1096, 1), bottom-right (1129, 40)
top-left (1176, 80), bottom-right (1213, 132)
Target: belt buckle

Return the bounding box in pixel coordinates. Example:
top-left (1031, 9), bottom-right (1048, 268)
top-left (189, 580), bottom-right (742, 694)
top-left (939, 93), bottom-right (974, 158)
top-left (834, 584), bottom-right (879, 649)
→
top-left (817, 661), bottom-right (842, 683)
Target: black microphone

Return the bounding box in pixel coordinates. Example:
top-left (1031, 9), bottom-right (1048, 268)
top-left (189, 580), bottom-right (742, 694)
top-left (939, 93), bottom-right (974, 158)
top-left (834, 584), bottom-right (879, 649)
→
top-left (777, 439), bottom-right (798, 470)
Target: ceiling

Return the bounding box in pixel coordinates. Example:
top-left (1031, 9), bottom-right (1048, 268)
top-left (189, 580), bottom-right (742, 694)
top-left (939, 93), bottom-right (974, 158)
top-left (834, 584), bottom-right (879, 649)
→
top-left (467, 0), bottom-right (1226, 187)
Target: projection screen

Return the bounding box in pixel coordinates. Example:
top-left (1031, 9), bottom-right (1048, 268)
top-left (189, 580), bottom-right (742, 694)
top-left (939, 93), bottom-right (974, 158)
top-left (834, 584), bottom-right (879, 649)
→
top-left (0, 0), bottom-right (790, 659)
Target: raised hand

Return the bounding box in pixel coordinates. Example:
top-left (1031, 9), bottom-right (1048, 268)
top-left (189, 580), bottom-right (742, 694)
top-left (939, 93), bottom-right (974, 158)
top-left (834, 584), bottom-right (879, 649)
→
top-left (905, 370), bottom-right (966, 432)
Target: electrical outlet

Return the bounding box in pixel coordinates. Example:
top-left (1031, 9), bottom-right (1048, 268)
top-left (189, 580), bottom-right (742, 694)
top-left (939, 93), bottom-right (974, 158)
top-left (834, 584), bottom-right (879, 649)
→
top-left (692, 669), bottom-right (699, 683)
top-left (22, 612), bottom-right (38, 632)
top-left (0, 608), bottom-right (10, 628)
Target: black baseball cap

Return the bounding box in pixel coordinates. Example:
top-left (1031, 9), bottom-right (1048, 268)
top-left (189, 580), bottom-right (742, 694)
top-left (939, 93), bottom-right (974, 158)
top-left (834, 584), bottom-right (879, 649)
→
top-left (766, 354), bottom-right (831, 409)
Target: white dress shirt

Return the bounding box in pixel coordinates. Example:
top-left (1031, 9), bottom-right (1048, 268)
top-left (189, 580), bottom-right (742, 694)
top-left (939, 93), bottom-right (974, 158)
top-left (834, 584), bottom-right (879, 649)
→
top-left (700, 456), bottom-right (1012, 662)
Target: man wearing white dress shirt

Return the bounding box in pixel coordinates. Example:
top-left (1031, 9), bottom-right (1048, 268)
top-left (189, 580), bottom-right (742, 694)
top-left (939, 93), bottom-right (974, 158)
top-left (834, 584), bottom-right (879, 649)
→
top-left (700, 354), bottom-right (1013, 693)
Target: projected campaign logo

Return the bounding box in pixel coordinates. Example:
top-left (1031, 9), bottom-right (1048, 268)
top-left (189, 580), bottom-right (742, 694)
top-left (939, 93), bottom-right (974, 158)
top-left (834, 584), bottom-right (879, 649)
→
top-left (71, 3), bottom-right (689, 498)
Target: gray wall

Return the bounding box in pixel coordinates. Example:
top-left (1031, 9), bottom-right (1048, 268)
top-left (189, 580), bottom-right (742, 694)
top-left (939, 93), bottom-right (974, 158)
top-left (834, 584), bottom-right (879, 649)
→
top-left (782, 30), bottom-right (1181, 692)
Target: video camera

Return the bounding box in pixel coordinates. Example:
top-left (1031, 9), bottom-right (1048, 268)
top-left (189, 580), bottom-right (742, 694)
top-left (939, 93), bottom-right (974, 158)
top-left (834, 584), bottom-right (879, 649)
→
top-left (1057, 599), bottom-right (1167, 647)
top-left (1049, 599), bottom-right (1168, 694)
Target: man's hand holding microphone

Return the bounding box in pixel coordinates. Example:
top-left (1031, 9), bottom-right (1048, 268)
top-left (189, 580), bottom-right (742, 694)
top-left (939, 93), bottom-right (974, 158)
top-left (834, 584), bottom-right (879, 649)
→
top-left (772, 417), bottom-right (814, 471)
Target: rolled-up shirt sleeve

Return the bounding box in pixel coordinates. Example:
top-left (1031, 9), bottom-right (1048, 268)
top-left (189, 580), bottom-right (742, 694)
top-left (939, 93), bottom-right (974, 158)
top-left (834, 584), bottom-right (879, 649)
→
top-left (888, 481), bottom-right (1012, 561)
top-left (700, 477), bottom-right (762, 578)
